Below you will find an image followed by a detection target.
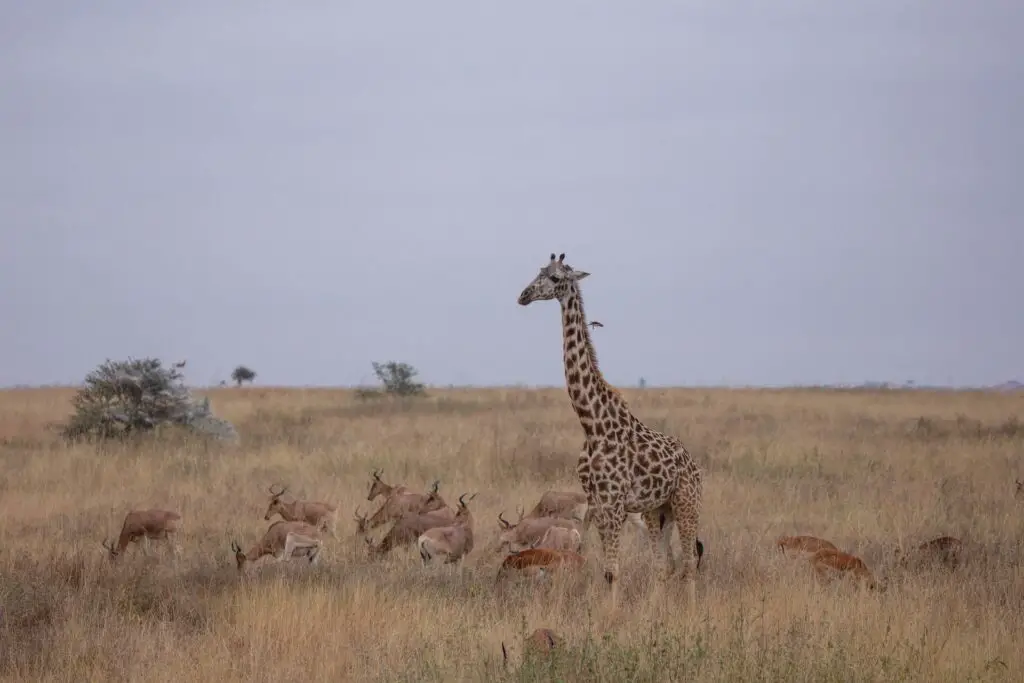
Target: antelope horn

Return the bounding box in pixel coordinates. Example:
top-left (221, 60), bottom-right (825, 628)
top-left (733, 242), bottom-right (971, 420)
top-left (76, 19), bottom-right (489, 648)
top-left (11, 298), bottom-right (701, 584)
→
top-left (268, 483), bottom-right (286, 497)
top-left (498, 511), bottom-right (510, 529)
top-left (372, 468), bottom-right (383, 481)
top-left (429, 480), bottom-right (440, 495)
top-left (458, 493), bottom-right (468, 507)
top-left (231, 541), bottom-right (241, 554)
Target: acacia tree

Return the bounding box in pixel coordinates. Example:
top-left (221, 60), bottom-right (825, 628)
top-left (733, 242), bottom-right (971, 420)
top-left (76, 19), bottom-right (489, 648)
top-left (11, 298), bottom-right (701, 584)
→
top-left (231, 365), bottom-right (256, 387)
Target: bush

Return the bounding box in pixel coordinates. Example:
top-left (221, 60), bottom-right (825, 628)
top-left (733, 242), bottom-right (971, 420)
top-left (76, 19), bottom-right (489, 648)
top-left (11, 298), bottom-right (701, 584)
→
top-left (356, 361), bottom-right (426, 400)
top-left (61, 357), bottom-right (238, 443)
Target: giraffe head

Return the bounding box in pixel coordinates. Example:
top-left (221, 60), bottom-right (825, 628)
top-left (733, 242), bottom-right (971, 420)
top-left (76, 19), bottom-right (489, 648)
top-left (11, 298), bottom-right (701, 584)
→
top-left (517, 253), bottom-right (590, 306)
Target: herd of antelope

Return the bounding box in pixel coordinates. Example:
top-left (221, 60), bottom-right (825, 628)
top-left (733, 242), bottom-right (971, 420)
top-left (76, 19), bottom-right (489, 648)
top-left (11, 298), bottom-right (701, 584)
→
top-left (99, 473), bottom-right (1024, 664)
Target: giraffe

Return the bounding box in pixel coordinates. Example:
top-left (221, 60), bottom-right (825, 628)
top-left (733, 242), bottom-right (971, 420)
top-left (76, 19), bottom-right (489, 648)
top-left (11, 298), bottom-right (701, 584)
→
top-left (517, 253), bottom-right (703, 605)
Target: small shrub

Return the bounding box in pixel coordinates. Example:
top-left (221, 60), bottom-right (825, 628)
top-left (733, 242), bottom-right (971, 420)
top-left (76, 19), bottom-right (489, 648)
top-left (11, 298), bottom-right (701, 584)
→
top-left (61, 357), bottom-right (238, 443)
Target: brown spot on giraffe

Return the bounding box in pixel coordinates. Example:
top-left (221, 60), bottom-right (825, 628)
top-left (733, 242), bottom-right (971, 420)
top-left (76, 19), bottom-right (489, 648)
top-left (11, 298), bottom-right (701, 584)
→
top-left (517, 252), bottom-right (704, 606)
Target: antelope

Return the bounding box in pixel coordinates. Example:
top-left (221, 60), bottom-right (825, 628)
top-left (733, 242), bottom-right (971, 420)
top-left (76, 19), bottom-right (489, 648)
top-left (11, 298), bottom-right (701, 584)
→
top-left (354, 480), bottom-right (448, 535)
top-left (894, 536), bottom-right (964, 570)
top-left (417, 493), bottom-right (477, 565)
top-left (494, 509), bottom-right (584, 554)
top-left (524, 490), bottom-right (646, 533)
top-left (263, 484), bottom-right (339, 538)
top-left (777, 535), bottom-right (838, 557)
top-left (501, 628), bottom-right (563, 670)
top-left (365, 507), bottom-right (457, 558)
top-left (533, 525), bottom-right (583, 553)
top-left (494, 547), bottom-right (587, 588)
top-left (231, 520), bottom-right (324, 573)
top-left (102, 509), bottom-right (182, 561)
top-left (809, 548), bottom-right (883, 591)
top-left (366, 468), bottom-right (410, 502)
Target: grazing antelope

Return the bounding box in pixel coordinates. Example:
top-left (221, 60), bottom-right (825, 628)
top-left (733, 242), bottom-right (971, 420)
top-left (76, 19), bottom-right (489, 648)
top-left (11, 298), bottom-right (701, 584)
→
top-left (365, 507), bottom-right (457, 558)
top-left (231, 520), bottom-right (324, 573)
top-left (366, 468), bottom-right (410, 502)
top-left (810, 548), bottom-right (882, 591)
top-left (263, 484), bottom-right (339, 538)
top-left (894, 536), bottom-right (964, 570)
top-left (494, 547), bottom-right (587, 588)
top-left (354, 480), bottom-right (448, 535)
top-left (502, 628), bottom-right (563, 670)
top-left (494, 509), bottom-right (584, 554)
top-left (777, 535), bottom-right (838, 557)
top-left (102, 509), bottom-right (182, 561)
top-left (417, 493), bottom-right (477, 565)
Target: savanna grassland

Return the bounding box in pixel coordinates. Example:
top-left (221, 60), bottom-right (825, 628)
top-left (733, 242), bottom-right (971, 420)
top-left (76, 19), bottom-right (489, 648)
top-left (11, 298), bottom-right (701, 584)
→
top-left (1, 386), bottom-right (1022, 682)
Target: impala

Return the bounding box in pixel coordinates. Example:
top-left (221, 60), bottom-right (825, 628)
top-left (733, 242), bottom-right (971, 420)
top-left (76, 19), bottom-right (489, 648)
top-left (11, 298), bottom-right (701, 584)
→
top-left (777, 535), bottom-right (838, 557)
top-left (494, 547), bottom-right (587, 588)
top-left (810, 548), bottom-right (883, 591)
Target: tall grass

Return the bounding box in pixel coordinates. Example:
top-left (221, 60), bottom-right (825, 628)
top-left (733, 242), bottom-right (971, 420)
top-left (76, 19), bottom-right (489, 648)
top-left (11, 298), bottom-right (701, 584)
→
top-left (0, 386), bottom-right (1021, 682)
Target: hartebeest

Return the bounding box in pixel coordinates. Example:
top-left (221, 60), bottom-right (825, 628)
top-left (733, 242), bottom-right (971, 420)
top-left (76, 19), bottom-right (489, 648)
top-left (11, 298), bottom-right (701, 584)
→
top-left (894, 536), bottom-right (964, 570)
top-left (231, 520), bottom-right (324, 573)
top-left (501, 628), bottom-right (563, 670)
top-left (533, 525), bottom-right (583, 553)
top-left (777, 534), bottom-right (838, 557)
top-left (525, 490), bottom-right (646, 531)
top-left (365, 507), bottom-right (457, 558)
top-left (417, 493), bottom-right (477, 565)
top-left (366, 468), bottom-right (410, 503)
top-left (102, 509), bottom-right (182, 561)
top-left (354, 480), bottom-right (448, 535)
top-left (494, 509), bottom-right (584, 554)
top-left (810, 548), bottom-right (883, 591)
top-left (263, 484), bottom-right (339, 537)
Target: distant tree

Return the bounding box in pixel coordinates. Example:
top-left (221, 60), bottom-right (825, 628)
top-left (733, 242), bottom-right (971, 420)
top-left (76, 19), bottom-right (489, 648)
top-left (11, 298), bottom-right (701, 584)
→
top-left (231, 365), bottom-right (256, 387)
top-left (357, 361), bottom-right (426, 400)
top-left (61, 357), bottom-right (237, 443)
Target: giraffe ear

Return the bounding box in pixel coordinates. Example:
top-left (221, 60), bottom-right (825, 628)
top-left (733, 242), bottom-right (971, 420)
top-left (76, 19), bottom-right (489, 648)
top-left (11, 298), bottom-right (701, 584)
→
top-left (570, 270), bottom-right (590, 281)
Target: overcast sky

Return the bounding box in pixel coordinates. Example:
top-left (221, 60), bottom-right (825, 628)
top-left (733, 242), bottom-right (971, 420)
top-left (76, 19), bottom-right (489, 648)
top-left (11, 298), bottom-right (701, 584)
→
top-left (1, 1), bottom-right (1021, 388)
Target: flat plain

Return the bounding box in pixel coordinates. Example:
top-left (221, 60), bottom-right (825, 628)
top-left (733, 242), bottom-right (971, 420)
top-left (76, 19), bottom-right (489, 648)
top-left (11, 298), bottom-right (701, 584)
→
top-left (0, 386), bottom-right (1022, 682)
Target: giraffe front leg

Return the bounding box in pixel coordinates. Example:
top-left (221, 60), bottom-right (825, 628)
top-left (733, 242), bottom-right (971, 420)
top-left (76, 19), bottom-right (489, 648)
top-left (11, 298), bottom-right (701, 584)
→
top-left (592, 499), bottom-right (627, 603)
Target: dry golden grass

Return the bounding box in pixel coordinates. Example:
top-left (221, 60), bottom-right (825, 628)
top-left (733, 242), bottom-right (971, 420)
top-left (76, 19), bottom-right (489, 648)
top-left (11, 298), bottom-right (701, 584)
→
top-left (1, 386), bottom-right (1023, 682)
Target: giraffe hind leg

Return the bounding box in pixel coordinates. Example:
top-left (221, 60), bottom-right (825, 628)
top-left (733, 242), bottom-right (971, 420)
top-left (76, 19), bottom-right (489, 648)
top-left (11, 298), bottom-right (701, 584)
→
top-left (670, 487), bottom-right (701, 605)
top-left (641, 507), bottom-right (674, 577)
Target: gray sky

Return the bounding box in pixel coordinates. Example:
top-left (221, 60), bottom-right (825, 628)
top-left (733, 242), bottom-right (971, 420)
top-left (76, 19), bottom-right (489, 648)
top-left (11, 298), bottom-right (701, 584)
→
top-left (1, 1), bottom-right (1021, 388)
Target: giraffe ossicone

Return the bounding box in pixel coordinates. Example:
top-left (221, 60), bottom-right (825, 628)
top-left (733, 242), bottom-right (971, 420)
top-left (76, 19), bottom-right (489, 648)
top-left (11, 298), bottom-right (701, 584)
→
top-left (517, 252), bottom-right (704, 606)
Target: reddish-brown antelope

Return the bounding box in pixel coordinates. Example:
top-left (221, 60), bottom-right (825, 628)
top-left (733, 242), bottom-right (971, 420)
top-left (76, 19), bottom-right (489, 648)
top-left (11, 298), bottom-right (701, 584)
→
top-left (354, 480), bottom-right (448, 535)
top-left (894, 536), bottom-right (964, 570)
top-left (263, 484), bottom-right (339, 538)
top-left (231, 520), bottom-right (324, 573)
top-left (365, 507), bottom-right (457, 558)
top-left (366, 468), bottom-right (410, 502)
top-left (102, 509), bottom-right (182, 562)
top-left (810, 548), bottom-right (883, 591)
top-left (494, 547), bottom-right (588, 588)
top-left (777, 534), bottom-right (838, 557)
top-left (501, 628), bottom-right (563, 669)
top-left (494, 508), bottom-right (584, 554)
top-left (417, 493), bottom-right (477, 565)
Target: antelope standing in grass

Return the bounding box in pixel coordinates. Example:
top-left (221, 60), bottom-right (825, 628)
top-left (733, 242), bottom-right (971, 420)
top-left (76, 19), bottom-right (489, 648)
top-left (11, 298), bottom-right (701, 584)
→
top-left (365, 507), bottom-right (457, 558)
top-left (810, 548), bottom-right (883, 591)
top-left (102, 509), bottom-right (182, 562)
top-left (417, 493), bottom-right (477, 565)
top-left (366, 468), bottom-right (410, 502)
top-left (777, 534), bottom-right (838, 557)
top-left (354, 480), bottom-right (448, 535)
top-left (894, 536), bottom-right (964, 570)
top-left (494, 547), bottom-right (588, 588)
top-left (494, 509), bottom-right (584, 554)
top-left (263, 484), bottom-right (339, 538)
top-left (502, 629), bottom-right (563, 670)
top-left (231, 520), bottom-right (324, 573)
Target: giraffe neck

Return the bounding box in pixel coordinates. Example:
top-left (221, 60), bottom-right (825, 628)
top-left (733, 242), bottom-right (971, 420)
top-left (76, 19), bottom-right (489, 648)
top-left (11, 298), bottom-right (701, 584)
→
top-left (559, 283), bottom-right (619, 430)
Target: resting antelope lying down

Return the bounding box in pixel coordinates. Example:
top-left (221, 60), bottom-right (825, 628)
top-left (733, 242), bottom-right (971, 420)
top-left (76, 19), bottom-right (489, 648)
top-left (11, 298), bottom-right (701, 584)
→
top-left (231, 520), bottom-right (324, 573)
top-left (102, 508), bottom-right (182, 561)
top-left (894, 536), bottom-right (964, 570)
top-left (502, 628), bottom-right (563, 669)
top-left (354, 480), bottom-right (448, 536)
top-left (494, 547), bottom-right (588, 588)
top-left (263, 484), bottom-right (339, 538)
top-left (493, 509), bottom-right (585, 554)
top-left (365, 507), bottom-right (457, 558)
top-left (777, 535), bottom-right (838, 557)
top-left (417, 493), bottom-right (476, 565)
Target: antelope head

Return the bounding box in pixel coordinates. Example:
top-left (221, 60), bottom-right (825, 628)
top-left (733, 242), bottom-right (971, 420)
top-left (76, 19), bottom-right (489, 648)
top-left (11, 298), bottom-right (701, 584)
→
top-left (366, 468), bottom-right (387, 501)
top-left (264, 484), bottom-right (290, 520)
top-left (100, 538), bottom-right (120, 561)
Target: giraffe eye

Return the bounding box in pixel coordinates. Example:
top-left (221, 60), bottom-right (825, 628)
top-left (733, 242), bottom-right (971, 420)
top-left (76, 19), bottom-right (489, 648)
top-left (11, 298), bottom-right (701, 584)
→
top-left (548, 275), bottom-right (560, 283)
